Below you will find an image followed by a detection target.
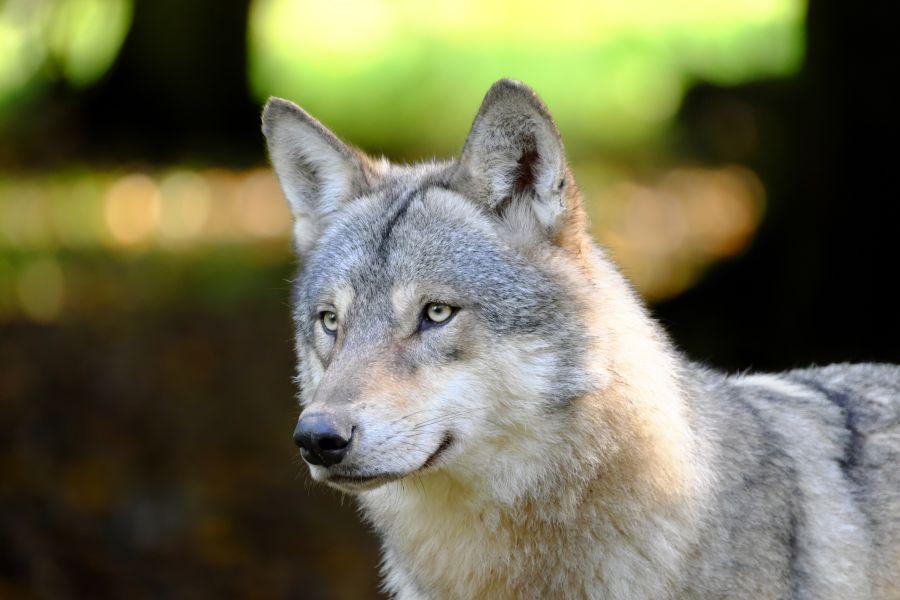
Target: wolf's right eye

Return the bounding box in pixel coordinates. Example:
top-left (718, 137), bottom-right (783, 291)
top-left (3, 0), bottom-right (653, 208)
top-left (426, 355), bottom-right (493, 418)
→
top-left (320, 311), bottom-right (338, 335)
top-left (419, 303), bottom-right (457, 331)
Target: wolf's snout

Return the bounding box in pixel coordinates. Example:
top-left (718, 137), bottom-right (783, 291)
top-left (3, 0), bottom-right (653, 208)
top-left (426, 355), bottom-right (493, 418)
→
top-left (293, 413), bottom-right (353, 467)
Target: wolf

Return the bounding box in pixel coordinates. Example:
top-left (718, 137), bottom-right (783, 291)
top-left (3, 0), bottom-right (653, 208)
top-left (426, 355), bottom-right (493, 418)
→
top-left (261, 79), bottom-right (900, 599)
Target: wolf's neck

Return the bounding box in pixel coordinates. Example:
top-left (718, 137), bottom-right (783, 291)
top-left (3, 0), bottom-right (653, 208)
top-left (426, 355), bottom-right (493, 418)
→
top-left (360, 245), bottom-right (709, 597)
top-left (577, 245), bottom-right (706, 508)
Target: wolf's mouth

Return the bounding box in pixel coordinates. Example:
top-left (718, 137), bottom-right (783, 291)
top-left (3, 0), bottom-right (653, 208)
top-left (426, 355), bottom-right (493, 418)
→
top-left (326, 433), bottom-right (454, 490)
top-left (418, 432), bottom-right (454, 470)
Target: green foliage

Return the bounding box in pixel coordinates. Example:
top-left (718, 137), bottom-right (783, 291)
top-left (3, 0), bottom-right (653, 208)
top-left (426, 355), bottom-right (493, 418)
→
top-left (0, 0), bottom-right (132, 111)
top-left (248, 0), bottom-right (805, 157)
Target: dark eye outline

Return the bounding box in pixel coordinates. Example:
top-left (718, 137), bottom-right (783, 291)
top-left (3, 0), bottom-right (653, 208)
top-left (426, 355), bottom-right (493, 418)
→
top-left (319, 311), bottom-right (338, 336)
top-left (418, 303), bottom-right (458, 332)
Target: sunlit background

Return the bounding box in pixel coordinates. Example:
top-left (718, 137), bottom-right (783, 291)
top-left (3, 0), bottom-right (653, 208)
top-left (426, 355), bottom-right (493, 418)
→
top-left (1, 0), bottom-right (895, 598)
top-left (1, 0), bottom-right (805, 311)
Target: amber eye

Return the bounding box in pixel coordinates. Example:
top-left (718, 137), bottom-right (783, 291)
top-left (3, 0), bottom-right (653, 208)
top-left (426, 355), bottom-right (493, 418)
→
top-left (426, 303), bottom-right (453, 323)
top-left (320, 311), bottom-right (338, 334)
top-left (419, 302), bottom-right (456, 332)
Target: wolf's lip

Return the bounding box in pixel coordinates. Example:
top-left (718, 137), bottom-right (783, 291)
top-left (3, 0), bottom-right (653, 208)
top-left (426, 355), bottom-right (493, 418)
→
top-left (326, 433), bottom-right (454, 489)
top-left (328, 472), bottom-right (398, 487)
top-left (419, 432), bottom-right (454, 469)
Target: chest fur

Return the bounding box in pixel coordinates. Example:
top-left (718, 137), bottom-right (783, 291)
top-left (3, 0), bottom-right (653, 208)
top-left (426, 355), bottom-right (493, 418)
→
top-left (364, 489), bottom-right (692, 600)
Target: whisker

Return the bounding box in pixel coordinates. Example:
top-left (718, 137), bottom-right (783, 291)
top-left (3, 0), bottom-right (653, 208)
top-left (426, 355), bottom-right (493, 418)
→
top-left (410, 406), bottom-right (492, 430)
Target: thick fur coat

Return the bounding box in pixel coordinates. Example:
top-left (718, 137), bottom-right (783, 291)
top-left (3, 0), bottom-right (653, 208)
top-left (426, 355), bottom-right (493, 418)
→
top-left (262, 79), bottom-right (900, 599)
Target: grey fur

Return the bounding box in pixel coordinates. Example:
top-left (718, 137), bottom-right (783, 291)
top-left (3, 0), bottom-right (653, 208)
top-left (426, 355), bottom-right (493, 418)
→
top-left (262, 79), bottom-right (900, 599)
top-left (295, 166), bottom-right (592, 406)
top-left (683, 364), bottom-right (900, 598)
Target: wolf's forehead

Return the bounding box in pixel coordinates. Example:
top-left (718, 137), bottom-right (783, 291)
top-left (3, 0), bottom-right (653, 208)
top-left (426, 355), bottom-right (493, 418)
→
top-left (294, 180), bottom-right (581, 346)
top-left (301, 185), bottom-right (500, 298)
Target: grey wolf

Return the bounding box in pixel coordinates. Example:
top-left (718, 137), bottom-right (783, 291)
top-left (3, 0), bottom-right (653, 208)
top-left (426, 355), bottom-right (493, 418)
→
top-left (261, 79), bottom-right (900, 599)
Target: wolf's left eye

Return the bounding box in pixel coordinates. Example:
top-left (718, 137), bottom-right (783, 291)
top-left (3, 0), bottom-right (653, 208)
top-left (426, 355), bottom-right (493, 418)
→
top-left (420, 303), bottom-right (456, 331)
top-left (320, 311), bottom-right (338, 335)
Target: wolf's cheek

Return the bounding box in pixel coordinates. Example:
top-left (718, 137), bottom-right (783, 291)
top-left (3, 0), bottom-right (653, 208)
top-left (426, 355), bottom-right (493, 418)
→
top-left (296, 344), bottom-right (325, 406)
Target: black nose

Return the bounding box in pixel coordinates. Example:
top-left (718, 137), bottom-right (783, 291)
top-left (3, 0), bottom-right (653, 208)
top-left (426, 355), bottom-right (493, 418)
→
top-left (293, 413), bottom-right (352, 467)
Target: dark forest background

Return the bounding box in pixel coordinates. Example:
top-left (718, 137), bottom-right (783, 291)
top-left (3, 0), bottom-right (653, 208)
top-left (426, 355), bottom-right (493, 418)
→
top-left (1, 0), bottom-right (898, 598)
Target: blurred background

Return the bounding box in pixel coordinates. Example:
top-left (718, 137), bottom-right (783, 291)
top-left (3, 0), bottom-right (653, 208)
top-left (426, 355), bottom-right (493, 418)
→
top-left (0, 0), bottom-right (897, 597)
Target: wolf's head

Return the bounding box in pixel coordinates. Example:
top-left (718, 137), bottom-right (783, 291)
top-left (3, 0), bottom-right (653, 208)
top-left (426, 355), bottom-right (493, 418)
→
top-left (263, 80), bottom-right (615, 495)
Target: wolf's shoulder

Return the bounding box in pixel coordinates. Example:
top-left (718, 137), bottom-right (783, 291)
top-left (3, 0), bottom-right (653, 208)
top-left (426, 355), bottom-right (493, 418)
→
top-left (694, 362), bottom-right (900, 413)
top-left (692, 361), bottom-right (900, 483)
top-left (786, 362), bottom-right (900, 395)
top-left (686, 361), bottom-right (900, 441)
top-left (782, 362), bottom-right (900, 432)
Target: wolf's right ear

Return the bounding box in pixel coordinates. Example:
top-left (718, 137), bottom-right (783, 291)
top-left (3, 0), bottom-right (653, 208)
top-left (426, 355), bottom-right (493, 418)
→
top-left (262, 98), bottom-right (372, 254)
top-left (452, 79), bottom-right (573, 247)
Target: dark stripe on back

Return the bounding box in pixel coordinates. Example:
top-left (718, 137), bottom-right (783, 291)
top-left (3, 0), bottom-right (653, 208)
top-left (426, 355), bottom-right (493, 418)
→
top-left (789, 375), bottom-right (876, 578)
top-left (793, 377), bottom-right (863, 485)
top-left (732, 387), bottom-right (807, 597)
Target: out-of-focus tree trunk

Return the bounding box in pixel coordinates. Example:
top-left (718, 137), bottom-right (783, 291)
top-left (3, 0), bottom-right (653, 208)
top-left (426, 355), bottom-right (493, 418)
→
top-left (658, 0), bottom-right (900, 369)
top-left (84, 0), bottom-right (258, 165)
top-left (10, 0), bottom-right (259, 168)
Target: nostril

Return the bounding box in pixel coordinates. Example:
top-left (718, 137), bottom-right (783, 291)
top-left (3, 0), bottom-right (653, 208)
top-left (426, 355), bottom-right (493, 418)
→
top-left (318, 433), bottom-right (350, 451)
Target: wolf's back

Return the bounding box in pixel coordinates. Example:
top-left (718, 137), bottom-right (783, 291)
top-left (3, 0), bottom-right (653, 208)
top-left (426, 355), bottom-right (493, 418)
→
top-left (788, 363), bottom-right (900, 598)
top-left (689, 363), bottom-right (900, 598)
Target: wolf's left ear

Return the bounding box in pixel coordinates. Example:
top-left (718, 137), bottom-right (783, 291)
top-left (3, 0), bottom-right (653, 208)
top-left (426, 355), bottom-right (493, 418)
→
top-left (262, 97), bottom-right (372, 254)
top-left (453, 79), bottom-right (571, 245)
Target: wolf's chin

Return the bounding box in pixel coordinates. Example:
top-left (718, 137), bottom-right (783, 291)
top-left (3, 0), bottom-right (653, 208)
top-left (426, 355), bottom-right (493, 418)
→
top-left (324, 472), bottom-right (400, 492)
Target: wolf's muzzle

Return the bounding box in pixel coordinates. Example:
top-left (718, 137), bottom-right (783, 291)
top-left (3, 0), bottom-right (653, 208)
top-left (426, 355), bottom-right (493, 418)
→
top-left (293, 413), bottom-right (353, 467)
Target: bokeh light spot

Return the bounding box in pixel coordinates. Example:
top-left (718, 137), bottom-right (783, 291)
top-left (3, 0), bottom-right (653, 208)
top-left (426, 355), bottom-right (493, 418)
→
top-left (234, 169), bottom-right (291, 239)
top-left (104, 173), bottom-right (161, 246)
top-left (16, 256), bottom-right (64, 322)
top-left (0, 256), bottom-right (16, 320)
top-left (588, 164), bottom-right (766, 300)
top-left (45, 0), bottom-right (133, 88)
top-left (158, 171), bottom-right (212, 244)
